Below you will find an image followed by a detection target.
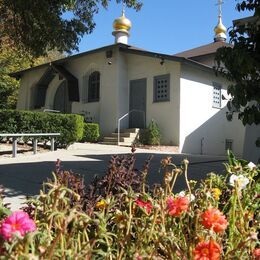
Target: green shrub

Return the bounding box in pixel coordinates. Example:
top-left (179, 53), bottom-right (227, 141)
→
top-left (0, 109), bottom-right (84, 147)
top-left (139, 119), bottom-right (161, 145)
top-left (81, 123), bottom-right (100, 142)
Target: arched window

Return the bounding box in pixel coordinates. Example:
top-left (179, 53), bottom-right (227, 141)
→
top-left (88, 71), bottom-right (100, 102)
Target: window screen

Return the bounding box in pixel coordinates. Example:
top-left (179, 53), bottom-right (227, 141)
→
top-left (212, 82), bottom-right (221, 108)
top-left (154, 74), bottom-right (170, 102)
top-left (225, 139), bottom-right (233, 151)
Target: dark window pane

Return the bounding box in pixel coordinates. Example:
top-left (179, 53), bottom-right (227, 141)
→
top-left (88, 71), bottom-right (100, 102)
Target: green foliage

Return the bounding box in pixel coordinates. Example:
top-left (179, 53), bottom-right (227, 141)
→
top-left (0, 0), bottom-right (142, 58)
top-left (215, 0), bottom-right (260, 125)
top-left (0, 110), bottom-right (84, 147)
top-left (81, 123), bottom-right (100, 143)
top-left (0, 153), bottom-right (258, 258)
top-left (139, 119), bottom-right (161, 145)
top-left (0, 43), bottom-right (30, 109)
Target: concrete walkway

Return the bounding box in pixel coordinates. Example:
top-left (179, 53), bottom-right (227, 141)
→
top-left (0, 143), bottom-right (227, 210)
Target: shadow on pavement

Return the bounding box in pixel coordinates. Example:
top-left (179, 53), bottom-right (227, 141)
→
top-left (0, 152), bottom-right (227, 198)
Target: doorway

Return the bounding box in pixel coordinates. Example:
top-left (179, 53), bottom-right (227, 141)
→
top-left (129, 78), bottom-right (146, 128)
top-left (53, 81), bottom-right (71, 113)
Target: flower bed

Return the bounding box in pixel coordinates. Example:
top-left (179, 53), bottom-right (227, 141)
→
top-left (0, 151), bottom-right (259, 259)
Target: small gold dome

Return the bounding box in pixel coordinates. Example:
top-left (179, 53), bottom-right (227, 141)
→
top-left (214, 17), bottom-right (227, 35)
top-left (113, 13), bottom-right (132, 31)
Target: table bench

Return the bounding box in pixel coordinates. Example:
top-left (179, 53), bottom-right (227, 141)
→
top-left (0, 133), bottom-right (61, 158)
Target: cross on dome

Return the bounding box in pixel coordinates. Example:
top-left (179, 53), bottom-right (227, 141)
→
top-left (122, 2), bottom-right (126, 16)
top-left (217, 0), bottom-right (224, 17)
top-left (214, 0), bottom-right (227, 42)
top-left (112, 3), bottom-right (132, 44)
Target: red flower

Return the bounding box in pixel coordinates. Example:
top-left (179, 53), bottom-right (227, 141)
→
top-left (0, 211), bottom-right (36, 240)
top-left (166, 196), bottom-right (189, 217)
top-left (201, 208), bottom-right (228, 233)
top-left (253, 248), bottom-right (260, 260)
top-left (135, 198), bottom-right (153, 214)
top-left (193, 239), bottom-right (221, 260)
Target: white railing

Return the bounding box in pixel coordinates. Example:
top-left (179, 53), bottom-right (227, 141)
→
top-left (117, 109), bottom-right (145, 145)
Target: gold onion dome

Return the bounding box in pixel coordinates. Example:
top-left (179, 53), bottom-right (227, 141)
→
top-left (214, 17), bottom-right (227, 35)
top-left (113, 12), bottom-right (132, 32)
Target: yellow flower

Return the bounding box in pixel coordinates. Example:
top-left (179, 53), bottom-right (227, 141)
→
top-left (212, 188), bottom-right (222, 201)
top-left (95, 199), bottom-right (107, 209)
top-left (114, 210), bottom-right (126, 224)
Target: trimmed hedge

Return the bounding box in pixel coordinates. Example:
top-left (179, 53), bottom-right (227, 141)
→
top-left (0, 110), bottom-right (84, 147)
top-left (81, 123), bottom-right (100, 143)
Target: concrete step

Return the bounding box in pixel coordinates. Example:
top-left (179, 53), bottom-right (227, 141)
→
top-left (103, 137), bottom-right (118, 142)
top-left (111, 132), bottom-right (136, 138)
top-left (103, 136), bottom-right (135, 143)
top-left (121, 128), bottom-right (140, 133)
top-left (101, 128), bottom-right (139, 147)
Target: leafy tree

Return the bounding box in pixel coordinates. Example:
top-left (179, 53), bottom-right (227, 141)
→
top-left (0, 41), bottom-right (29, 109)
top-left (0, 0), bottom-right (142, 58)
top-left (215, 0), bottom-right (260, 126)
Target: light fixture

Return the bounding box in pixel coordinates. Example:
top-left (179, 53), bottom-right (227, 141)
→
top-left (160, 58), bottom-right (165, 65)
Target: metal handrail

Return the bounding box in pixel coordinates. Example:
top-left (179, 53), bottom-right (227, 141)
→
top-left (117, 109), bottom-right (145, 145)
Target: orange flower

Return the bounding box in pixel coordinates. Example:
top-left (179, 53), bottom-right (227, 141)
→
top-left (135, 198), bottom-right (153, 214)
top-left (201, 208), bottom-right (228, 233)
top-left (166, 196), bottom-right (189, 217)
top-left (253, 248), bottom-right (260, 260)
top-left (193, 239), bottom-right (221, 260)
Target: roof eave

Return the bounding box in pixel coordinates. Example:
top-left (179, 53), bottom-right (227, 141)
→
top-left (9, 43), bottom-right (126, 79)
top-left (119, 46), bottom-right (214, 73)
top-left (10, 43), bottom-right (214, 79)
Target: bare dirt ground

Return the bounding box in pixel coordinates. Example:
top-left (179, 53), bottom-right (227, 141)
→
top-left (0, 142), bottom-right (49, 158)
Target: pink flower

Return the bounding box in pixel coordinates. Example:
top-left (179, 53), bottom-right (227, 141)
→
top-left (135, 198), bottom-right (153, 214)
top-left (166, 196), bottom-right (189, 217)
top-left (201, 208), bottom-right (228, 233)
top-left (0, 211), bottom-right (36, 240)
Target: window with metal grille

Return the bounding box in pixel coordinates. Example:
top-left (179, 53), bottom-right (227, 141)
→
top-left (212, 82), bottom-right (221, 108)
top-left (88, 71), bottom-right (100, 102)
top-left (154, 74), bottom-right (170, 102)
top-left (225, 139), bottom-right (233, 151)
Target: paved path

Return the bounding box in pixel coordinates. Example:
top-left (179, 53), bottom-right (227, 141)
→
top-left (0, 143), bottom-right (227, 210)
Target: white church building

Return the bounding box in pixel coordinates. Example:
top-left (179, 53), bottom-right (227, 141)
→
top-left (12, 8), bottom-right (259, 161)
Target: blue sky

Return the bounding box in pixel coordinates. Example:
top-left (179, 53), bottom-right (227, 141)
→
top-left (75, 0), bottom-right (252, 55)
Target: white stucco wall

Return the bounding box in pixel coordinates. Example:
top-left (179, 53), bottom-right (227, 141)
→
top-left (117, 52), bottom-right (129, 130)
top-left (127, 54), bottom-right (181, 145)
top-left (179, 64), bottom-right (246, 156)
top-left (16, 68), bottom-right (46, 110)
top-left (45, 75), bottom-right (64, 109)
top-left (243, 124), bottom-right (260, 163)
top-left (64, 49), bottom-right (117, 136)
